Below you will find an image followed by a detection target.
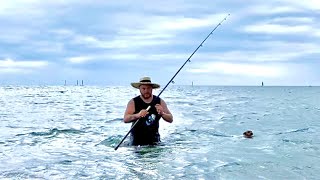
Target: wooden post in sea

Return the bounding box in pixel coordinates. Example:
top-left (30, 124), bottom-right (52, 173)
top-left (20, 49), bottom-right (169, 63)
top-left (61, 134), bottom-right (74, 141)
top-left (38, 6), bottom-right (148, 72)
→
top-left (77, 80), bottom-right (78, 86)
top-left (261, 81), bottom-right (264, 86)
top-left (81, 80), bottom-right (84, 86)
top-left (64, 80), bottom-right (67, 86)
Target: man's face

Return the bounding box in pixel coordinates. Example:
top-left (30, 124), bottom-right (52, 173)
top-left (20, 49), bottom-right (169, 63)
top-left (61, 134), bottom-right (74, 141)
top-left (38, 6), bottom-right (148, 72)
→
top-left (139, 84), bottom-right (153, 99)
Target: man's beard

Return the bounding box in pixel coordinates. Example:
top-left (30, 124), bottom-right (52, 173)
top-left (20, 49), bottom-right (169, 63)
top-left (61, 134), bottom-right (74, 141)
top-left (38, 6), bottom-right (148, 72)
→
top-left (142, 93), bottom-right (151, 99)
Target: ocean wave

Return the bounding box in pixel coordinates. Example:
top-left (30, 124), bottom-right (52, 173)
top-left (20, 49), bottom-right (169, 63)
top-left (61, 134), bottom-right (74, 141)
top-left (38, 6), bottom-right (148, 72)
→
top-left (276, 128), bottom-right (309, 135)
top-left (97, 135), bottom-right (127, 147)
top-left (282, 139), bottom-right (312, 145)
top-left (16, 128), bottom-right (84, 137)
top-left (33, 101), bottom-right (55, 105)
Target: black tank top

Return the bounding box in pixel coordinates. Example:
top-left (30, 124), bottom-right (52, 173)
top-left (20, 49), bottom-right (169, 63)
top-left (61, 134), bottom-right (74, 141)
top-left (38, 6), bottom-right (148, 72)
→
top-left (130, 95), bottom-right (161, 145)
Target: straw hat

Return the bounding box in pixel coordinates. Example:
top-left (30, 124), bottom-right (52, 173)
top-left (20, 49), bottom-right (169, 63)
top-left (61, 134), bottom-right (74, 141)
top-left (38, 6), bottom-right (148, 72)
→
top-left (131, 76), bottom-right (160, 89)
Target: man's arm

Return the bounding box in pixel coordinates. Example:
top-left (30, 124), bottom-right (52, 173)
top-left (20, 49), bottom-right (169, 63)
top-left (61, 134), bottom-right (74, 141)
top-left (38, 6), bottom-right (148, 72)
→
top-left (123, 99), bottom-right (148, 123)
top-left (156, 99), bottom-right (173, 123)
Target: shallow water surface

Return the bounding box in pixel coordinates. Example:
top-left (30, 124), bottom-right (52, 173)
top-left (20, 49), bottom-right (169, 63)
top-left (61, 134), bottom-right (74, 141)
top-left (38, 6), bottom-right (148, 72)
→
top-left (1, 86), bottom-right (319, 179)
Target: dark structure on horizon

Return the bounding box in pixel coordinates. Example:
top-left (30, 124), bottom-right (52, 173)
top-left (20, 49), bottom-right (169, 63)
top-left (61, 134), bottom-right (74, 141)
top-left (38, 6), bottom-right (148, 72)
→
top-left (64, 80), bottom-right (84, 86)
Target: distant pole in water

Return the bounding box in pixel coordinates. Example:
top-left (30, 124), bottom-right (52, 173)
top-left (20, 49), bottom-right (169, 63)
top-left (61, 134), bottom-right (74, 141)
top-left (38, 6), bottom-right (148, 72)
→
top-left (81, 80), bottom-right (84, 86)
top-left (64, 80), bottom-right (67, 86)
top-left (114, 13), bottom-right (231, 151)
top-left (77, 80), bottom-right (78, 86)
top-left (192, 81), bottom-right (194, 86)
top-left (262, 81), bottom-right (264, 86)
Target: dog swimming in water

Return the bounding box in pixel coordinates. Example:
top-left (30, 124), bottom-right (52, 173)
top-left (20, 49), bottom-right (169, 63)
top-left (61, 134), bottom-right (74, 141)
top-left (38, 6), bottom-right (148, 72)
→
top-left (243, 130), bottom-right (253, 138)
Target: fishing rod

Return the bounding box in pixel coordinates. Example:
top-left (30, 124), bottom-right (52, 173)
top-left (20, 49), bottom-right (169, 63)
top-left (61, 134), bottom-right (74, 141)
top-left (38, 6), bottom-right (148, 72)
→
top-left (114, 14), bottom-right (230, 150)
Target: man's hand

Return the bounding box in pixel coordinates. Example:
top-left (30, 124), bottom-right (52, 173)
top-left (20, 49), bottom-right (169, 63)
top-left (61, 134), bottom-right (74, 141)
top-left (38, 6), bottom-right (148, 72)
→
top-left (138, 109), bottom-right (149, 118)
top-left (155, 104), bottom-right (164, 115)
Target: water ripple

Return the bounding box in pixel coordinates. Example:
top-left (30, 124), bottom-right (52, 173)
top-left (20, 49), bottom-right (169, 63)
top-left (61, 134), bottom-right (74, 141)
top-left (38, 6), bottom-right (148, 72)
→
top-left (16, 128), bottom-right (84, 137)
top-left (276, 128), bottom-right (310, 135)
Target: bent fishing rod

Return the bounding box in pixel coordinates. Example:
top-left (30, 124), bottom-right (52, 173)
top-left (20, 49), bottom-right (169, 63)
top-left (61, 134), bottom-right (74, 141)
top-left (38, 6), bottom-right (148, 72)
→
top-left (114, 14), bottom-right (230, 150)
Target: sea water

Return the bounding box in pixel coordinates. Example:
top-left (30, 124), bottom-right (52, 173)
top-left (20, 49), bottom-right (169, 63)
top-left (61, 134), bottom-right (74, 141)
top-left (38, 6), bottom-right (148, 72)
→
top-left (0, 85), bottom-right (319, 179)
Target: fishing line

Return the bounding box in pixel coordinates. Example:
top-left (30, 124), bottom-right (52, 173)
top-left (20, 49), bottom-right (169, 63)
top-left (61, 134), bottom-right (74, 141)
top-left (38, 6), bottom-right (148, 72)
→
top-left (115, 14), bottom-right (230, 150)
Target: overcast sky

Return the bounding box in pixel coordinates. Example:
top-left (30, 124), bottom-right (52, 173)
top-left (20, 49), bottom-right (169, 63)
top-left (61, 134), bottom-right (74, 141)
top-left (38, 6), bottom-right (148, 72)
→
top-left (0, 0), bottom-right (319, 86)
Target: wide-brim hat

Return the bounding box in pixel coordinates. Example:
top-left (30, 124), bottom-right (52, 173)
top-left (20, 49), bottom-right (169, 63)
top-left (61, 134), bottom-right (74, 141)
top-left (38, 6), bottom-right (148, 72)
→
top-left (131, 76), bottom-right (160, 89)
